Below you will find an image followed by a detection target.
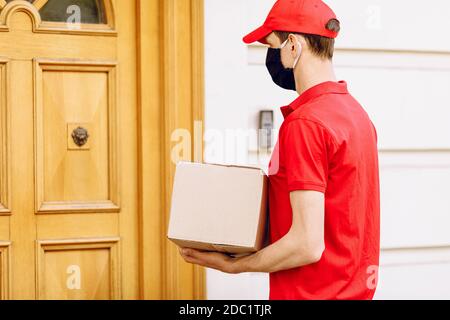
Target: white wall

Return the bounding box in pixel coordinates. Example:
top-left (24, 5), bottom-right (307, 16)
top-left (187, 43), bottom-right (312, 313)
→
top-left (204, 0), bottom-right (450, 300)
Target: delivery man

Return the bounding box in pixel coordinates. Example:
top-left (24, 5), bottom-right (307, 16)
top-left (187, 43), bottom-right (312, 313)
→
top-left (180, 0), bottom-right (380, 300)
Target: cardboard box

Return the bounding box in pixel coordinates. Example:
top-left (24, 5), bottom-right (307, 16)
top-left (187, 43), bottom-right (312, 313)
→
top-left (168, 161), bottom-right (268, 254)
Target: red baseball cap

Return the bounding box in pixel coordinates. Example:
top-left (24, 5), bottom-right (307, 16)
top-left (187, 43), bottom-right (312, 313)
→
top-left (243, 0), bottom-right (339, 44)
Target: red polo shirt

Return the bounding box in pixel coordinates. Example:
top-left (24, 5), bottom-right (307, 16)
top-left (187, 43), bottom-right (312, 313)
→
top-left (267, 81), bottom-right (380, 300)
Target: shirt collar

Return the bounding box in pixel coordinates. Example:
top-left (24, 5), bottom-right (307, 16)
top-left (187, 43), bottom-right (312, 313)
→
top-left (280, 81), bottom-right (349, 119)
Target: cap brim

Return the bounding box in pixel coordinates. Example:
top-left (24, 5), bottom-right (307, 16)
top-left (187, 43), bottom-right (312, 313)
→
top-left (242, 25), bottom-right (272, 44)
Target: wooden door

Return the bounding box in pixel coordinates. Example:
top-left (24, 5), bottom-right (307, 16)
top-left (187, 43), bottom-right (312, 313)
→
top-left (0, 0), bottom-right (139, 299)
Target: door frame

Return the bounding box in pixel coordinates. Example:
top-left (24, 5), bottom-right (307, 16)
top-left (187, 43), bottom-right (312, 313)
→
top-left (136, 0), bottom-right (205, 300)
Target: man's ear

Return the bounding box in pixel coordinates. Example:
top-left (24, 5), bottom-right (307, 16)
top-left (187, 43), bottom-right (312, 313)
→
top-left (288, 33), bottom-right (303, 57)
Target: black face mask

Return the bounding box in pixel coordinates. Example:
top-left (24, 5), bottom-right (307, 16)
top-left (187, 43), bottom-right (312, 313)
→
top-left (265, 48), bottom-right (296, 91)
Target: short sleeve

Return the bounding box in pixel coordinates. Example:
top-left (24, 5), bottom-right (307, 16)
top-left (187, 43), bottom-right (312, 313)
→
top-left (281, 119), bottom-right (331, 193)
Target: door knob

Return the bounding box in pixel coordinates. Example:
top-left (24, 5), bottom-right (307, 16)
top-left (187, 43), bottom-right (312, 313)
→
top-left (71, 126), bottom-right (90, 147)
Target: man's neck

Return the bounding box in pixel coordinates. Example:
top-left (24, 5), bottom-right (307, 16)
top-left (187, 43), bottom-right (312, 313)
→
top-left (294, 58), bottom-right (337, 95)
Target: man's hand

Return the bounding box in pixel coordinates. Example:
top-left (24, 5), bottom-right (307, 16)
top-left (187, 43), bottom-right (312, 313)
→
top-left (179, 247), bottom-right (243, 274)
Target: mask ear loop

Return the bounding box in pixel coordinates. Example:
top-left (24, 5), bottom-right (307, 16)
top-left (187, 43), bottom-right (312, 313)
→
top-left (292, 39), bottom-right (302, 69)
top-left (280, 39), bottom-right (289, 49)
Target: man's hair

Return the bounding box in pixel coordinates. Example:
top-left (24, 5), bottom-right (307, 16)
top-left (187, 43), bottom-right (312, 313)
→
top-left (274, 19), bottom-right (340, 60)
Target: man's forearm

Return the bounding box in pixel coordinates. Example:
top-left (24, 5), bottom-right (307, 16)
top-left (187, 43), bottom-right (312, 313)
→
top-left (233, 231), bottom-right (323, 274)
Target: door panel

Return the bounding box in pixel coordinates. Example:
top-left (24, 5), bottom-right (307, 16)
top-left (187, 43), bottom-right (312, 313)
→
top-left (35, 61), bottom-right (119, 213)
top-left (36, 238), bottom-right (120, 300)
top-left (0, 241), bottom-right (11, 299)
top-left (0, 60), bottom-right (9, 215)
